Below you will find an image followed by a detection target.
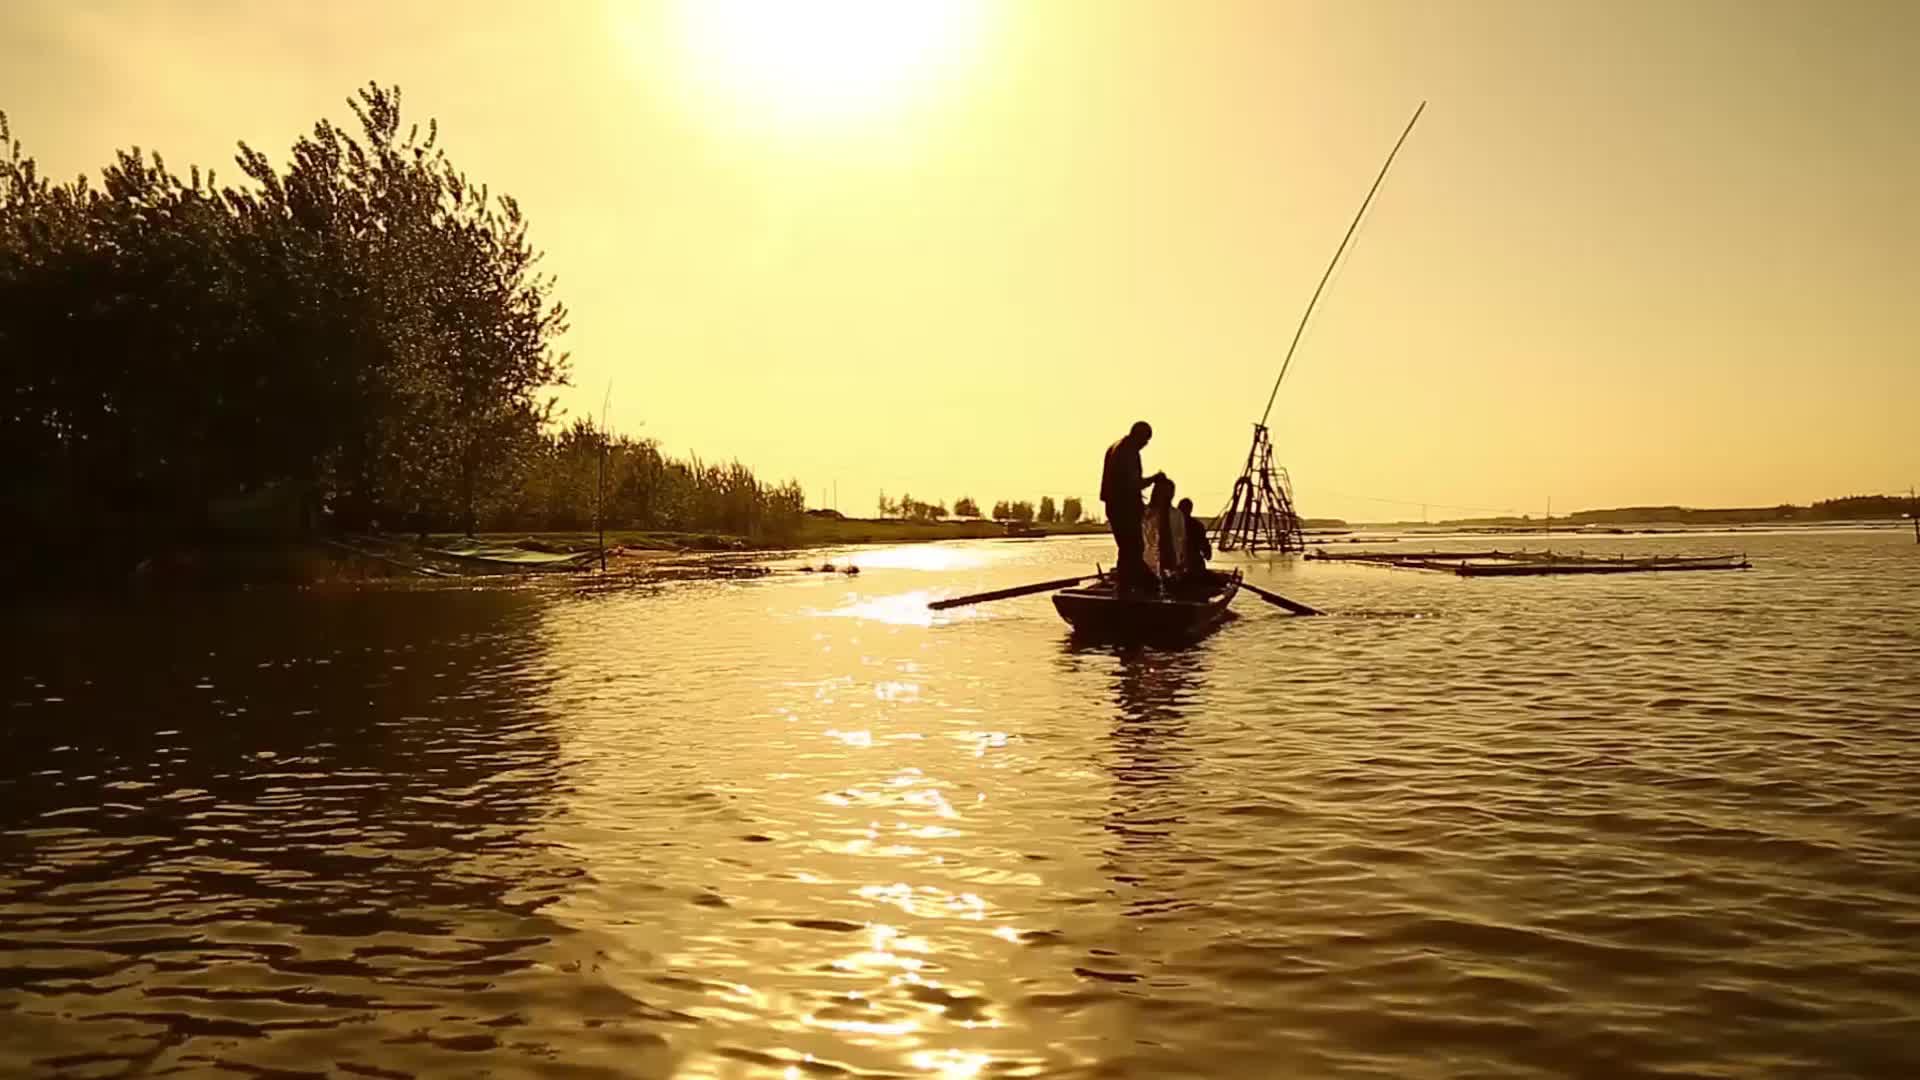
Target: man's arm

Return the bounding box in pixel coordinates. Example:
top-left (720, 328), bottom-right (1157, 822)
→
top-left (1138, 469), bottom-right (1163, 490)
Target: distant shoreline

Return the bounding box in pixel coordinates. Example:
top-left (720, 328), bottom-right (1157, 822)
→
top-left (1346, 518), bottom-right (1914, 534)
top-left (13, 512), bottom-right (1909, 594)
top-left (1357, 495), bottom-right (1915, 531)
top-left (7, 518), bottom-right (1115, 593)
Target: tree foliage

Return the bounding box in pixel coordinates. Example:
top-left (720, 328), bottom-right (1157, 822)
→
top-left (1061, 497), bottom-right (1083, 524)
top-left (1, 86), bottom-right (569, 541)
top-left (507, 420), bottom-right (804, 539)
top-left (1, 87), bottom-right (810, 555)
top-left (953, 496), bottom-right (979, 518)
top-left (887, 493), bottom-right (946, 522)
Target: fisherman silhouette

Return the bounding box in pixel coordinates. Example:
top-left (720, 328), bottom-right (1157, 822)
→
top-left (1100, 421), bottom-right (1163, 595)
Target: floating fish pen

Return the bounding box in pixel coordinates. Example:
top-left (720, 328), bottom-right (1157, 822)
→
top-left (1306, 548), bottom-right (1751, 577)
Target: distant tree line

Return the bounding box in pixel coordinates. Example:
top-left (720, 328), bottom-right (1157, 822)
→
top-left (990, 497), bottom-right (1085, 524)
top-left (1437, 494), bottom-right (1916, 528)
top-left (875, 493), bottom-right (1090, 524)
top-left (877, 493), bottom-right (947, 522)
top-left (0, 85), bottom-right (808, 563)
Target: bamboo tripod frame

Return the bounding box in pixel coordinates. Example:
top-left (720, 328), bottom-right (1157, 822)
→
top-left (1214, 424), bottom-right (1305, 553)
top-left (1211, 104), bottom-right (1423, 559)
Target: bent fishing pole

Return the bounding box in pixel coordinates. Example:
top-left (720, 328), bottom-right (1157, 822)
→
top-left (1260, 101), bottom-right (1426, 425)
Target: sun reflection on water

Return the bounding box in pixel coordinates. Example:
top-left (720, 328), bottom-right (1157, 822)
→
top-left (523, 540), bottom-right (1140, 1076)
top-left (844, 543), bottom-right (996, 572)
top-left (819, 589), bottom-right (944, 625)
top-left (909, 1048), bottom-right (994, 1079)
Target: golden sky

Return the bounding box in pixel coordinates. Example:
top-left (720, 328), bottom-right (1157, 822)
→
top-left (2, 1), bottom-right (1914, 521)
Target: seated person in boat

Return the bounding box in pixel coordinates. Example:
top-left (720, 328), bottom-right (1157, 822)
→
top-left (1177, 497), bottom-right (1213, 582)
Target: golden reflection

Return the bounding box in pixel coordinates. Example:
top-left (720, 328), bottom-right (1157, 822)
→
top-left (874, 679), bottom-right (921, 701)
top-left (822, 590), bottom-right (945, 625)
top-left (806, 1012), bottom-right (919, 1037)
top-left (818, 834), bottom-right (923, 858)
top-left (1106, 646), bottom-right (1203, 732)
top-left (530, 579), bottom-right (1111, 1076)
top-left (909, 1049), bottom-right (993, 1079)
top-left (965, 730), bottom-right (1010, 756)
top-left (902, 824), bottom-right (963, 840)
top-left (855, 882), bottom-right (989, 920)
top-left (1057, 641), bottom-right (1207, 903)
top-left (846, 543), bottom-right (995, 572)
top-left (838, 922), bottom-right (930, 975)
top-left (902, 787), bottom-right (959, 818)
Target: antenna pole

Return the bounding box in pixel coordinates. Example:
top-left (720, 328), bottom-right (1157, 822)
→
top-left (1260, 101), bottom-right (1426, 428)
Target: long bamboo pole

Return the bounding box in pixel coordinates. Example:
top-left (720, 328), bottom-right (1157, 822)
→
top-left (928, 574), bottom-right (1094, 610)
top-left (1260, 102), bottom-right (1427, 428)
top-left (1240, 580), bottom-right (1322, 616)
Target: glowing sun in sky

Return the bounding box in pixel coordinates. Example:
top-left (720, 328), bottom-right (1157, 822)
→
top-left (669, 0), bottom-right (991, 131)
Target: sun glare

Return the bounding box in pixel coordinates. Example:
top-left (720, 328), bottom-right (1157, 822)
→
top-left (670, 0), bottom-right (990, 131)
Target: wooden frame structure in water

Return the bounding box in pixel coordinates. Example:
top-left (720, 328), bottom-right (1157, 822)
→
top-left (1214, 424), bottom-right (1306, 554)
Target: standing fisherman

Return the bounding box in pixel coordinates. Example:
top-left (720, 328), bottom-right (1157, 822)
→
top-left (1100, 421), bottom-right (1163, 594)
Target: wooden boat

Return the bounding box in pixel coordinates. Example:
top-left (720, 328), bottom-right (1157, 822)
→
top-left (1051, 568), bottom-right (1242, 642)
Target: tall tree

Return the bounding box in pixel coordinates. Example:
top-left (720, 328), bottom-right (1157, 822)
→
top-left (0, 86), bottom-right (569, 548)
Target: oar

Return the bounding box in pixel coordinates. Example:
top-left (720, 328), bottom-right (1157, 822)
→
top-left (1240, 580), bottom-right (1323, 616)
top-left (928, 574), bottom-right (1094, 610)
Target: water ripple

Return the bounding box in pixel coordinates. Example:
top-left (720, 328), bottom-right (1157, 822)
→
top-left (3, 531), bottom-right (1919, 1076)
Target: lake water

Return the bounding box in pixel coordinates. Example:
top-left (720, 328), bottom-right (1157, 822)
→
top-left (4, 529), bottom-right (1918, 1078)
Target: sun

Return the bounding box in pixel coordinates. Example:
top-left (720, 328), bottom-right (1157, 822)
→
top-left (669, 0), bottom-right (991, 132)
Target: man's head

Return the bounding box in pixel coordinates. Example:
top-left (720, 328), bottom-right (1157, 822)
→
top-left (1177, 497), bottom-right (1194, 516)
top-left (1129, 420), bottom-right (1153, 447)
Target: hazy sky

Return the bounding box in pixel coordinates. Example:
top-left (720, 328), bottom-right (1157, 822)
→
top-left (2, 1), bottom-right (1913, 521)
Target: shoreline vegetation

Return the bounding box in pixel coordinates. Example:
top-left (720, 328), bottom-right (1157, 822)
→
top-left (2, 87), bottom-right (825, 590)
top-left (102, 518), bottom-right (1118, 590)
top-left (5, 87), bottom-right (1910, 592)
top-left (92, 507), bottom-right (1911, 591)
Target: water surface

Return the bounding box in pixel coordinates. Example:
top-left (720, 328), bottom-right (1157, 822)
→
top-left (4, 530), bottom-right (1918, 1077)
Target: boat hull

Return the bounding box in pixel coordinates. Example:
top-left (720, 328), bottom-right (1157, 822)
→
top-left (1051, 570), bottom-right (1241, 643)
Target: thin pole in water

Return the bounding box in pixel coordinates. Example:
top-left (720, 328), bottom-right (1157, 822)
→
top-left (598, 381), bottom-right (612, 572)
top-left (1260, 101), bottom-right (1427, 429)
